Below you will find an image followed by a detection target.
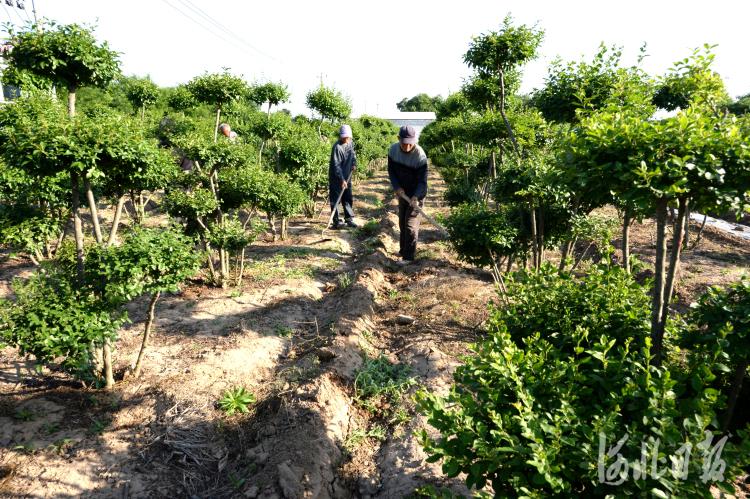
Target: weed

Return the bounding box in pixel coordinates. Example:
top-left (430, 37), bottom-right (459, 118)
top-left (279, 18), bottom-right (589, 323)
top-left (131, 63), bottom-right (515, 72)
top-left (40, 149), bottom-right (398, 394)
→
top-left (416, 247), bottom-right (439, 260)
top-left (228, 471), bottom-right (246, 490)
top-left (360, 328), bottom-right (374, 344)
top-left (218, 387), bottom-right (256, 416)
top-left (274, 324), bottom-right (294, 338)
top-left (90, 418), bottom-right (109, 434)
top-left (355, 219), bottom-right (380, 239)
top-left (354, 354), bottom-right (417, 417)
top-left (337, 272), bottom-right (353, 289)
top-left (48, 438), bottom-right (73, 455)
top-left (13, 444), bottom-right (34, 454)
top-left (43, 422), bottom-right (60, 434)
top-left (13, 408), bottom-right (34, 422)
top-left (229, 289), bottom-right (243, 298)
top-left (344, 424), bottom-right (387, 451)
top-left (389, 406), bottom-right (411, 426)
top-left (387, 289), bottom-right (400, 300)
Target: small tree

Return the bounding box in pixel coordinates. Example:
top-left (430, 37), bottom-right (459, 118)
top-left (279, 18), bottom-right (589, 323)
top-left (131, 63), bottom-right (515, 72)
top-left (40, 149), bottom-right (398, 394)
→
top-left (124, 76), bottom-right (159, 120)
top-left (4, 22), bottom-right (120, 281)
top-left (186, 71), bottom-right (249, 141)
top-left (86, 227), bottom-right (200, 378)
top-left (396, 93), bottom-right (443, 112)
top-left (463, 15), bottom-right (543, 155)
top-left (566, 51), bottom-right (750, 363)
top-left (251, 81), bottom-right (290, 115)
top-left (305, 84), bottom-right (351, 136)
top-left (1, 268), bottom-right (127, 386)
top-left (165, 85), bottom-right (196, 114)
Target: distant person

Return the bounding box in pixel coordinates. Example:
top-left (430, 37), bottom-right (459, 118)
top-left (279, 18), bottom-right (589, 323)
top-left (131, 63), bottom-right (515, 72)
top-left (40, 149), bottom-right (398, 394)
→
top-left (328, 124), bottom-right (358, 229)
top-left (388, 125), bottom-right (428, 264)
top-left (218, 123), bottom-right (238, 141)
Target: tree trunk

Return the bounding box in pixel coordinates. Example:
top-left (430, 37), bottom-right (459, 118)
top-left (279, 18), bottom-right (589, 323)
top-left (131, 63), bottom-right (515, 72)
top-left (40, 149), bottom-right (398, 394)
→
top-left (650, 198), bottom-right (669, 364)
top-left (683, 210), bottom-right (690, 250)
top-left (71, 172), bottom-right (85, 282)
top-left (723, 360), bottom-right (748, 430)
top-left (537, 207), bottom-right (545, 268)
top-left (236, 248), bottom-right (246, 286)
top-left (490, 151), bottom-right (497, 179)
top-left (107, 195), bottom-right (126, 246)
top-left (67, 85), bottom-right (77, 117)
top-left (268, 213), bottom-right (277, 241)
top-left (141, 105), bottom-right (145, 121)
top-left (83, 173), bottom-right (103, 244)
top-left (692, 214), bottom-right (708, 249)
top-left (103, 340), bottom-right (114, 390)
top-left (662, 198), bottom-right (688, 321)
top-left (258, 140), bottom-right (266, 165)
top-left (132, 291), bottom-right (160, 378)
top-left (622, 208), bottom-right (631, 273)
top-left (530, 206), bottom-right (539, 270)
top-left (213, 107), bottom-right (221, 142)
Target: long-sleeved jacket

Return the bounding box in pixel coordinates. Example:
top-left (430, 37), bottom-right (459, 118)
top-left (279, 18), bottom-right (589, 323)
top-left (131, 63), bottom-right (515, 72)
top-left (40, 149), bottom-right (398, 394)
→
top-left (387, 143), bottom-right (428, 199)
top-left (329, 140), bottom-right (357, 184)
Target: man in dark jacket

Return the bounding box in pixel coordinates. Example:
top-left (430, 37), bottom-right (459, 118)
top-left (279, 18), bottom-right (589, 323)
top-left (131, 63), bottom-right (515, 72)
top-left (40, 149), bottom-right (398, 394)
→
top-left (388, 125), bottom-right (428, 263)
top-left (328, 124), bottom-right (358, 229)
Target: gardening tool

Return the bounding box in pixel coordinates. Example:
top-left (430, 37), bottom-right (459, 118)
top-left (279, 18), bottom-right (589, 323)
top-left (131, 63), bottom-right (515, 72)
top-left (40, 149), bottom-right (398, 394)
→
top-left (322, 171), bottom-right (354, 232)
top-left (398, 192), bottom-right (449, 236)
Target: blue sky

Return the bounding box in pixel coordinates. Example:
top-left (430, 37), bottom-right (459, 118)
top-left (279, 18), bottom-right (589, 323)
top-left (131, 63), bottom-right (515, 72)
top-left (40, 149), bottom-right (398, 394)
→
top-left (3, 0), bottom-right (748, 116)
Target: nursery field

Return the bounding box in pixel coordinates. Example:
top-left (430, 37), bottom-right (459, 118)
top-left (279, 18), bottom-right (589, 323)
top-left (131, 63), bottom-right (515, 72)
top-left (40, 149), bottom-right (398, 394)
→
top-left (1, 168), bottom-right (748, 498)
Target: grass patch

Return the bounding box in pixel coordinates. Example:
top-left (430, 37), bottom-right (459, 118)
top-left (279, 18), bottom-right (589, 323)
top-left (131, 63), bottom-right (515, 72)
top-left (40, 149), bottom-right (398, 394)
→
top-left (245, 254), bottom-right (314, 282)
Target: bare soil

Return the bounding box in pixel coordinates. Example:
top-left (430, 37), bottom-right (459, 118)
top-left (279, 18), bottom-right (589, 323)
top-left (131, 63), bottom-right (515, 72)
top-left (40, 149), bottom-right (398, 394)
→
top-left (1, 168), bottom-right (748, 498)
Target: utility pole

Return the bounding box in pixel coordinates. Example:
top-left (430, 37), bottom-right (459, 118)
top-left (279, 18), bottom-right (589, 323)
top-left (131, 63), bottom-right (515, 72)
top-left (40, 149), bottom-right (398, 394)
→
top-left (31, 0), bottom-right (37, 23)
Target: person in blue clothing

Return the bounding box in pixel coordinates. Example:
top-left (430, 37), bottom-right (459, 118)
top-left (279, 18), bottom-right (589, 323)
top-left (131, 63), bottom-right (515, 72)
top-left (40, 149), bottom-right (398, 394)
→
top-left (388, 125), bottom-right (428, 263)
top-left (328, 124), bottom-right (358, 229)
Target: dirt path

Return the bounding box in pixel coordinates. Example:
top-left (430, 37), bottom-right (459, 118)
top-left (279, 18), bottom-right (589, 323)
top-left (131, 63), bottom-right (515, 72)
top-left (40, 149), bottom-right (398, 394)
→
top-left (1, 166), bottom-right (749, 498)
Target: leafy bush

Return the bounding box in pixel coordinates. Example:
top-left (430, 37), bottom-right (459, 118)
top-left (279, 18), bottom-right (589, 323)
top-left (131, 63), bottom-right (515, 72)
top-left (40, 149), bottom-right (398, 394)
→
top-left (417, 269), bottom-right (750, 497)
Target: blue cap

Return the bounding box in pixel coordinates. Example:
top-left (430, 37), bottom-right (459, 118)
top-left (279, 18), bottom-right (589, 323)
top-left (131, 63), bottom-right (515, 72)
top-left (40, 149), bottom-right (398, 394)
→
top-left (339, 124), bottom-right (352, 138)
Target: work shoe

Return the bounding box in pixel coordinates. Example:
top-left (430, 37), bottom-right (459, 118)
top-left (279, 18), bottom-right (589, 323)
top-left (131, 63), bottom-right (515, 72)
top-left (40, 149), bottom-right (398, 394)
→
top-left (345, 220), bottom-right (358, 228)
top-left (330, 221), bottom-right (343, 230)
top-left (396, 258), bottom-right (414, 266)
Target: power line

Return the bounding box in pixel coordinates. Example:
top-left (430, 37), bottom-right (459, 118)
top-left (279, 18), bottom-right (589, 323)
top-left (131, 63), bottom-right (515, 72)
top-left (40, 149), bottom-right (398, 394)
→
top-left (19, 1), bottom-right (32, 24)
top-left (10, 1), bottom-right (25, 25)
top-left (174, 0), bottom-right (279, 63)
top-left (159, 0), bottom-right (264, 61)
top-left (1, 2), bottom-right (15, 25)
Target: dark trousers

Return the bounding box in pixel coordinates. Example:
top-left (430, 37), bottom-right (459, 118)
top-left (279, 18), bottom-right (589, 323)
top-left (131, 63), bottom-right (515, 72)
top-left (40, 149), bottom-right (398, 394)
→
top-left (329, 182), bottom-right (354, 224)
top-left (398, 198), bottom-right (423, 260)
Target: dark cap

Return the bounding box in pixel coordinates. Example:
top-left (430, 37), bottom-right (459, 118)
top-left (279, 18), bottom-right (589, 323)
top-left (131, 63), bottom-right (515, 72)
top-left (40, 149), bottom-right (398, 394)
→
top-left (398, 125), bottom-right (417, 144)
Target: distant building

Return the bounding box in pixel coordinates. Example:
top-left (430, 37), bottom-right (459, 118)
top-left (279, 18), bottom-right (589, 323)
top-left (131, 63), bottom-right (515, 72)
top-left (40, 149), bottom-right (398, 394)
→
top-left (380, 111), bottom-right (436, 140)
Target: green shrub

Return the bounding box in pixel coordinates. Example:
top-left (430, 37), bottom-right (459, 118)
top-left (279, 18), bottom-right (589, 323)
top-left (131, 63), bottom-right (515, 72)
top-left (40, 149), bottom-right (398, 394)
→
top-left (444, 203), bottom-right (520, 267)
top-left (417, 268), bottom-right (750, 497)
top-left (494, 264), bottom-right (654, 352)
top-left (682, 278), bottom-right (750, 430)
